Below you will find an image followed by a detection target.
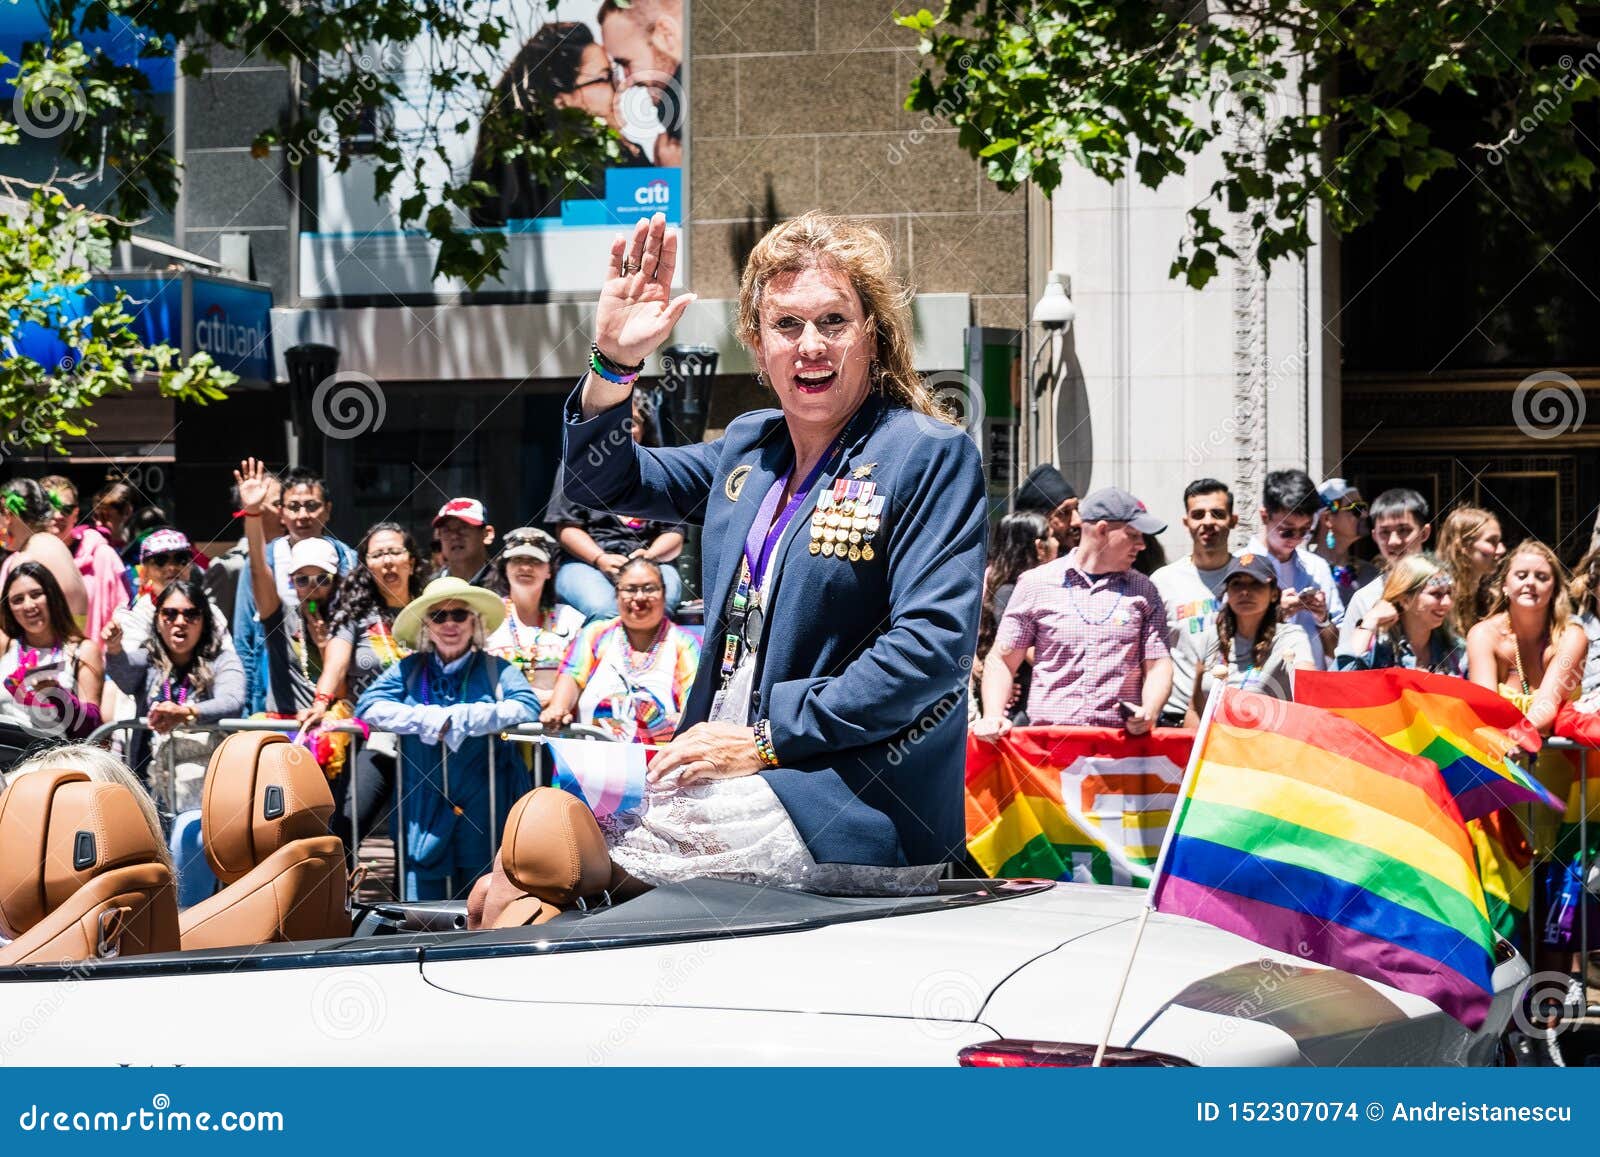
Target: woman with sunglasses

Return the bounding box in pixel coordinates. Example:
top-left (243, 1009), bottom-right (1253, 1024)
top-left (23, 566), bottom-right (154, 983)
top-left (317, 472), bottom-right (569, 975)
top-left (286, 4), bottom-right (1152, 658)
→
top-left (356, 577), bottom-right (538, 900)
top-left (539, 558), bottom-right (699, 743)
top-left (103, 577), bottom-right (244, 802)
top-left (1310, 478), bottom-right (1379, 612)
top-left (0, 561), bottom-right (104, 739)
top-left (484, 527), bottom-right (583, 706)
top-left (114, 529), bottom-right (231, 656)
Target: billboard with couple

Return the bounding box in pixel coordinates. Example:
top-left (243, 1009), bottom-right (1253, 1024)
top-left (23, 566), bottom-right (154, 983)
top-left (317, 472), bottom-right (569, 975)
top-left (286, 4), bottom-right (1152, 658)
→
top-left (301, 0), bottom-right (686, 301)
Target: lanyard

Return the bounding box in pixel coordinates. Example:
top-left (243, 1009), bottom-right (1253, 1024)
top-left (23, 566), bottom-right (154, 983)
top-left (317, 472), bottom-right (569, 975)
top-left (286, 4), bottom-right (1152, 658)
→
top-left (721, 438), bottom-right (845, 681)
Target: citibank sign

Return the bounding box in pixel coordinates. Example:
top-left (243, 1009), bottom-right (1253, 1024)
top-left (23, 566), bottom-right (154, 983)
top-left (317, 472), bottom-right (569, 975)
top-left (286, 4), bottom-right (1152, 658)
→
top-left (190, 278), bottom-right (273, 381)
top-left (195, 304), bottom-right (267, 360)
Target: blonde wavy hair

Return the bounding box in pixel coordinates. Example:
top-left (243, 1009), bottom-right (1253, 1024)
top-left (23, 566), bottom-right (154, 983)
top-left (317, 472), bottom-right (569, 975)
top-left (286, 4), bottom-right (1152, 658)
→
top-left (736, 211), bottom-right (950, 422)
top-left (1379, 553), bottom-right (1456, 647)
top-left (1484, 539), bottom-right (1573, 641)
top-left (1436, 505), bottom-right (1499, 638)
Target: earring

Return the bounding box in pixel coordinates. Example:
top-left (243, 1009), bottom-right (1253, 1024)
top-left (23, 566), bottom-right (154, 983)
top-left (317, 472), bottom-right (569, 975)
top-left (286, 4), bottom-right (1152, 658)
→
top-left (1325, 529), bottom-right (1335, 550)
top-left (869, 361), bottom-right (883, 390)
top-left (755, 368), bottom-right (765, 388)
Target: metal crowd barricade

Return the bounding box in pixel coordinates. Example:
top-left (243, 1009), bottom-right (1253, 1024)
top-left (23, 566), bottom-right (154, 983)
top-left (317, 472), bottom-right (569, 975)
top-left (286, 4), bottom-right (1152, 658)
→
top-left (1542, 737), bottom-right (1593, 1013)
top-left (57, 714), bottom-right (615, 905)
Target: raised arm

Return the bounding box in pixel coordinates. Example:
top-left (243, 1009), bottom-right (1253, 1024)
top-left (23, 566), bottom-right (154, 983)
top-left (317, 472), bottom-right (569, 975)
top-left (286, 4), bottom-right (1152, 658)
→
top-left (233, 458), bottom-right (281, 620)
top-left (581, 212), bottom-right (696, 420)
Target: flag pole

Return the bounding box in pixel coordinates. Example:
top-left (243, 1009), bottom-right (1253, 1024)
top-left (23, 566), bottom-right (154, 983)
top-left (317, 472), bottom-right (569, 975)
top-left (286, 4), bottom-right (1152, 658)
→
top-left (1091, 685), bottom-right (1224, 1067)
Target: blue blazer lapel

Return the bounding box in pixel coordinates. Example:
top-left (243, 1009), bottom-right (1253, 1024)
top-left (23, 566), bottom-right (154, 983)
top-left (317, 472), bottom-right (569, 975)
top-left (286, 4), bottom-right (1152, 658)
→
top-left (704, 437), bottom-right (790, 623)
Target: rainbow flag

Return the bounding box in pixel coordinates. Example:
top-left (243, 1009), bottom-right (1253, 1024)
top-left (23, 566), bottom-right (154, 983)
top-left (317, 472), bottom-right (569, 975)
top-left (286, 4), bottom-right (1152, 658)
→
top-left (966, 728), bottom-right (1193, 886)
top-left (1295, 667), bottom-right (1559, 819)
top-left (1151, 689), bottom-right (1497, 1029)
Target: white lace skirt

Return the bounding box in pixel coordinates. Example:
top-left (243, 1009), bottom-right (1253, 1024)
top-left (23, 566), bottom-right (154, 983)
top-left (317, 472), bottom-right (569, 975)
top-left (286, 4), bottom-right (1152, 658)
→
top-left (601, 774), bottom-right (940, 897)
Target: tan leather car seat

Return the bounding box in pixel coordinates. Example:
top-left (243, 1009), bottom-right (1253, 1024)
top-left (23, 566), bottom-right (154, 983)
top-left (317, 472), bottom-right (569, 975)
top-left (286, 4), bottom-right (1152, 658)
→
top-left (491, 788), bottom-right (617, 928)
top-left (0, 769), bottom-right (179, 966)
top-left (179, 732), bottom-right (349, 951)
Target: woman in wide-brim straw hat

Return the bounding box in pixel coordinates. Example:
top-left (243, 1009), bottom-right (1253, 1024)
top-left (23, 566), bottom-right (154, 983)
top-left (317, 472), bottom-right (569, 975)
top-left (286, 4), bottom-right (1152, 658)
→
top-left (477, 208), bottom-right (985, 919)
top-left (356, 576), bottom-right (538, 900)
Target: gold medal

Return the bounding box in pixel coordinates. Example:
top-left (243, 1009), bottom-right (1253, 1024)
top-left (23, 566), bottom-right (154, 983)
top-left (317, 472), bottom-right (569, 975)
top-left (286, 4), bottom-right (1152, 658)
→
top-left (848, 544), bottom-right (861, 562)
top-left (809, 539), bottom-right (821, 555)
top-left (862, 544), bottom-right (875, 561)
top-left (822, 541), bottom-right (835, 557)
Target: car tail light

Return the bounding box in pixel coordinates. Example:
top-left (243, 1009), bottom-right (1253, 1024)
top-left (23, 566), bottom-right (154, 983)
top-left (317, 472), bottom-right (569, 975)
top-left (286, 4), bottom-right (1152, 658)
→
top-left (957, 1039), bottom-right (1192, 1067)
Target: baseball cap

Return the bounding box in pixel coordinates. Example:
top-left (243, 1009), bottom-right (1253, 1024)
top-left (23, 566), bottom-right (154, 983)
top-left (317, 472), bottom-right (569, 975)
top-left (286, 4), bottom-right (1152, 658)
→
top-left (1221, 552), bottom-right (1277, 587)
top-left (1317, 477), bottom-right (1359, 506)
top-left (500, 527), bottom-right (554, 563)
top-left (288, 537), bottom-right (340, 575)
top-left (140, 528), bottom-right (191, 561)
top-left (1078, 487), bottom-right (1166, 535)
top-left (433, 497), bottom-right (487, 527)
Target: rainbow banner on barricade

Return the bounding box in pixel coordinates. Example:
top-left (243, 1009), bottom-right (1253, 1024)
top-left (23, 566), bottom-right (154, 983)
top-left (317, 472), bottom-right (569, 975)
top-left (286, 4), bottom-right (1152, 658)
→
top-left (965, 727), bottom-right (1193, 886)
top-left (1150, 690), bottom-right (1497, 1029)
top-left (1294, 667), bottom-right (1557, 819)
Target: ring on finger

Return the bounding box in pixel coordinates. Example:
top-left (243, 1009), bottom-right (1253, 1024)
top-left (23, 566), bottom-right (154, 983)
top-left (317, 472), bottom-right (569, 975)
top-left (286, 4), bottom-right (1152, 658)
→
top-left (621, 258), bottom-right (638, 275)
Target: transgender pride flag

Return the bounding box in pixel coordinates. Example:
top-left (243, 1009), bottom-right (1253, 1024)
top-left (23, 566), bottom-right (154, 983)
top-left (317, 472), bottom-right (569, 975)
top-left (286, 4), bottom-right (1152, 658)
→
top-left (546, 737), bottom-right (651, 819)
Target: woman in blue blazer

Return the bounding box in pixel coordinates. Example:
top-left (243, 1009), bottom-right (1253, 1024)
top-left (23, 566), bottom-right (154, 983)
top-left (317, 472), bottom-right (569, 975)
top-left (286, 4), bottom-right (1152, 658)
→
top-left (546, 210), bottom-right (985, 896)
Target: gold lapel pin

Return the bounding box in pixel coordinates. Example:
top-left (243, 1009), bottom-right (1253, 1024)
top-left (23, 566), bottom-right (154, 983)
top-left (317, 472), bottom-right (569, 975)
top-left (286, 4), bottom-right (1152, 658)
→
top-left (724, 464), bottom-right (753, 502)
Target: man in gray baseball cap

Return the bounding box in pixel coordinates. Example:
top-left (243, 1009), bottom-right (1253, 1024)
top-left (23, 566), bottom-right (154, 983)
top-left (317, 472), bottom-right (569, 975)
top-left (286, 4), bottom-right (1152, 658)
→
top-left (1077, 486), bottom-right (1168, 536)
top-left (977, 484), bottom-right (1173, 737)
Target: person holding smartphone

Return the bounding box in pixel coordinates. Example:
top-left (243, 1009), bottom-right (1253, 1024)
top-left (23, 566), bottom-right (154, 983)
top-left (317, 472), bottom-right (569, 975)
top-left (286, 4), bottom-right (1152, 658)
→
top-left (1241, 469), bottom-right (1343, 669)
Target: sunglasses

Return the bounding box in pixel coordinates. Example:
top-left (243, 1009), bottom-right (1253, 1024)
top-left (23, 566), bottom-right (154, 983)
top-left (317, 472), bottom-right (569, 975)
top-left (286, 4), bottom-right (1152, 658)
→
top-left (1328, 499), bottom-right (1369, 516)
top-left (292, 573), bottom-right (335, 589)
top-left (144, 552), bottom-right (187, 568)
top-left (427, 608), bottom-right (474, 625)
top-left (159, 607), bottom-right (204, 624)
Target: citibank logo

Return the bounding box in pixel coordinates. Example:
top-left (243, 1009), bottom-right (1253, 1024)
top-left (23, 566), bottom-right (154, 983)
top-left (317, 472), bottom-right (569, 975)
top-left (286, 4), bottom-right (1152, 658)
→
top-left (634, 179), bottom-right (671, 206)
top-left (195, 303), bottom-right (266, 363)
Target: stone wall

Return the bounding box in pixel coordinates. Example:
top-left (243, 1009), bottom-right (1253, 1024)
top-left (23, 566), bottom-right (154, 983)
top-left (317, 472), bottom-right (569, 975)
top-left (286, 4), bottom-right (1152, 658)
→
top-left (687, 0), bottom-right (1027, 329)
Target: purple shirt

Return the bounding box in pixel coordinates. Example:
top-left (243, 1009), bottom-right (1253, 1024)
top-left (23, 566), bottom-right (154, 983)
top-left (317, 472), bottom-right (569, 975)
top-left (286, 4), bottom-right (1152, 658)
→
top-left (994, 550), bottom-right (1169, 726)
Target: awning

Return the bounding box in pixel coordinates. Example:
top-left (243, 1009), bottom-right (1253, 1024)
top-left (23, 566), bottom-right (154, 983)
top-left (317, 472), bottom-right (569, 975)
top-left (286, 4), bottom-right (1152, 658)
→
top-left (11, 269), bottom-right (274, 386)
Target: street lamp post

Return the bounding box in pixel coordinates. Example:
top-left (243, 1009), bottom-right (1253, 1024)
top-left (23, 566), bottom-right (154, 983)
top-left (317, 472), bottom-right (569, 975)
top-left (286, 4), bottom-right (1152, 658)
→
top-left (1028, 272), bottom-right (1076, 478)
top-left (658, 344), bottom-right (720, 608)
top-left (282, 343), bottom-right (339, 472)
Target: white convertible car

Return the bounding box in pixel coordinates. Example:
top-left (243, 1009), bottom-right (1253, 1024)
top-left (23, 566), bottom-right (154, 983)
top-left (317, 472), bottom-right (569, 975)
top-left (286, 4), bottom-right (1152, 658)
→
top-left (0, 877), bottom-right (1526, 1066)
top-left (0, 731), bottom-right (1527, 1067)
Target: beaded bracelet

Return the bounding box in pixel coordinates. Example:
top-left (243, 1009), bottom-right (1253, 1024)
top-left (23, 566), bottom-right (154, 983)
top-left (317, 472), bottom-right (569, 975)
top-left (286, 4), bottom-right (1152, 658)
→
top-left (753, 719), bottom-right (779, 768)
top-left (590, 341), bottom-right (645, 385)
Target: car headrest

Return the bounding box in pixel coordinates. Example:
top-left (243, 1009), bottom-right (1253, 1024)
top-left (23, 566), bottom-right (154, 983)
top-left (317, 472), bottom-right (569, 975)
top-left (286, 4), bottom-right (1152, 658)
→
top-left (0, 768), bottom-right (167, 938)
top-left (500, 788), bottom-right (612, 907)
top-left (201, 732), bottom-right (335, 885)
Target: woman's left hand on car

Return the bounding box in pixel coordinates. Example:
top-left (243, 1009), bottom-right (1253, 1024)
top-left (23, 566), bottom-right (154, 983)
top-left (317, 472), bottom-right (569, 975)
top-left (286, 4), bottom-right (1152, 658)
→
top-left (647, 722), bottom-right (762, 786)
